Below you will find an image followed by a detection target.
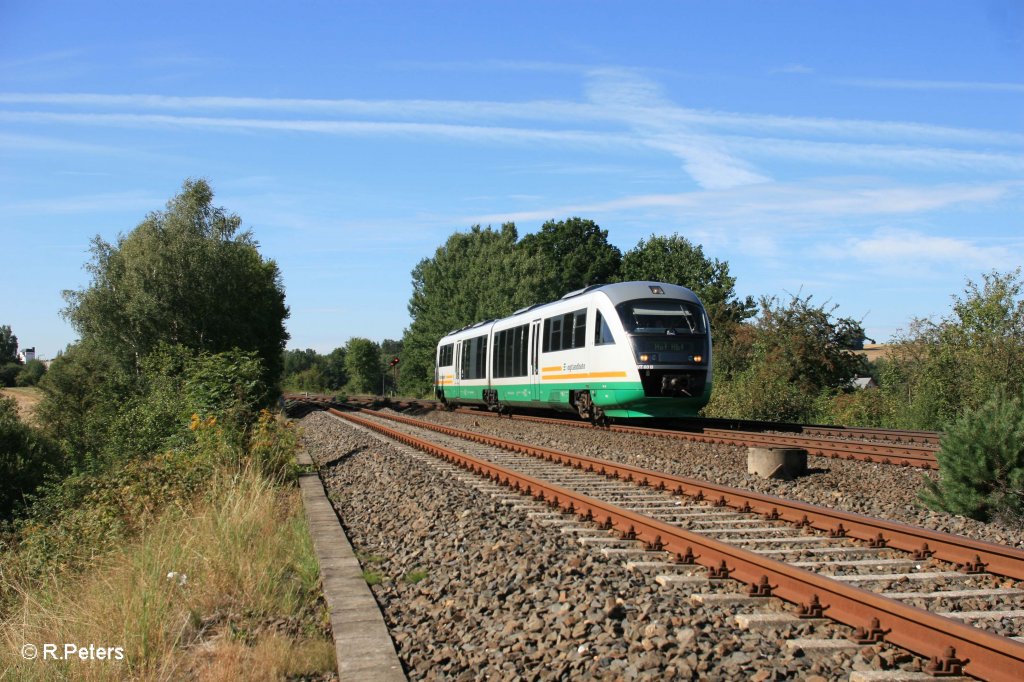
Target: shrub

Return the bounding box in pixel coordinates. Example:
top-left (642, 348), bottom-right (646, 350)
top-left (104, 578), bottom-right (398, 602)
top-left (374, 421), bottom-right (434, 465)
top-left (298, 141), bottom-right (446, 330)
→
top-left (14, 360), bottom-right (46, 387)
top-left (703, 292), bottom-right (867, 422)
top-left (0, 363), bottom-right (20, 388)
top-left (821, 387), bottom-right (887, 427)
top-left (920, 387), bottom-right (1024, 524)
top-left (881, 270), bottom-right (1024, 430)
top-left (0, 398), bottom-right (62, 519)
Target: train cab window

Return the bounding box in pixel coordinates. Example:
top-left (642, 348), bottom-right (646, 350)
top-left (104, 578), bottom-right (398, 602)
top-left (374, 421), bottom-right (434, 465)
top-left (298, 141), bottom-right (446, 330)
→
top-left (594, 311), bottom-right (616, 346)
top-left (617, 300), bottom-right (706, 335)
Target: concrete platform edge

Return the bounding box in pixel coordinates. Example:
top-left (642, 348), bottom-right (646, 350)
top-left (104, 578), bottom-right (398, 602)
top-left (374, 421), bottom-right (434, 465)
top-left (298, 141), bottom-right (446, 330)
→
top-left (298, 470), bottom-right (407, 682)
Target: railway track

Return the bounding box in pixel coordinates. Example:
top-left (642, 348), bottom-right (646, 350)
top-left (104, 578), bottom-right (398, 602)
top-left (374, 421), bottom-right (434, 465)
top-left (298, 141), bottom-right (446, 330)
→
top-left (326, 405), bottom-right (1024, 681)
top-left (450, 407), bottom-right (941, 469)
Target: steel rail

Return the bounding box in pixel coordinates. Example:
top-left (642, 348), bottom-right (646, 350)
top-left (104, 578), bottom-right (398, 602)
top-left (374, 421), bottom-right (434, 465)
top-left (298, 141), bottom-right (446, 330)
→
top-left (802, 425), bottom-right (941, 445)
top-left (342, 407), bottom-right (1024, 581)
top-left (451, 407), bottom-right (939, 468)
top-left (332, 408), bottom-right (1024, 682)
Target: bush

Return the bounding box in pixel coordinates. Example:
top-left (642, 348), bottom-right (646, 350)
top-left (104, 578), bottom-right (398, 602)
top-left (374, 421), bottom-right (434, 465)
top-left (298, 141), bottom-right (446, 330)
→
top-left (820, 387), bottom-right (886, 427)
top-left (0, 363), bottom-right (20, 388)
top-left (14, 360), bottom-right (46, 387)
top-left (7, 408), bottom-right (298, 589)
top-left (920, 387), bottom-right (1024, 523)
top-left (0, 397), bottom-right (62, 519)
top-left (703, 292), bottom-right (867, 422)
top-left (881, 270), bottom-right (1024, 430)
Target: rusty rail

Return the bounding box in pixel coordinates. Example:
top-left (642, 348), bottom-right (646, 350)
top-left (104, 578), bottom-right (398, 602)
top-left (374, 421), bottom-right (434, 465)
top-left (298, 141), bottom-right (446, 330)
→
top-left (332, 408), bottom-right (1024, 682)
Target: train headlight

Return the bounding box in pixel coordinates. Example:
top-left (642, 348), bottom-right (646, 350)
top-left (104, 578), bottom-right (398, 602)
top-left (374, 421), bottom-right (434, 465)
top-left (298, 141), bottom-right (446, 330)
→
top-left (639, 353), bottom-right (649, 362)
top-left (639, 353), bottom-right (658, 363)
top-left (693, 355), bottom-right (703, 364)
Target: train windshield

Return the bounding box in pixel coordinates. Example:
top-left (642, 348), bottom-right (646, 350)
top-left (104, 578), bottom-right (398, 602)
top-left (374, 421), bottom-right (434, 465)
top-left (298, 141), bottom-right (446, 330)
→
top-left (617, 299), bottom-right (706, 335)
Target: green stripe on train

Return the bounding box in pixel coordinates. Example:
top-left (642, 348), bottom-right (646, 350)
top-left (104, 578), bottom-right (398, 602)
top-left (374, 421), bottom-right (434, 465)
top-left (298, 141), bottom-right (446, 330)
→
top-left (440, 380), bottom-right (711, 418)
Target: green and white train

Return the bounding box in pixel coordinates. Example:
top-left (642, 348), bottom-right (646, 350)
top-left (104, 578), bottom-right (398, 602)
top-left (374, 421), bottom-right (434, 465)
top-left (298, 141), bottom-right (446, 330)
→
top-left (434, 281), bottom-right (712, 420)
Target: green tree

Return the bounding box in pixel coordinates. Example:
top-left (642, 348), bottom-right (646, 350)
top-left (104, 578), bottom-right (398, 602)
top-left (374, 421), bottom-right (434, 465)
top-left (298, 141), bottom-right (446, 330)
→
top-left (401, 224), bottom-right (526, 395)
top-left (322, 347), bottom-right (348, 390)
top-left (35, 340), bottom-right (130, 464)
top-left (344, 338), bottom-right (382, 394)
top-left (401, 218), bottom-right (622, 396)
top-left (920, 387), bottom-right (1024, 523)
top-left (518, 217), bottom-right (622, 303)
top-left (0, 397), bottom-right (61, 519)
top-left (880, 269), bottom-right (1024, 430)
top-left (15, 359), bottom-right (46, 387)
top-left (0, 363), bottom-right (20, 388)
top-left (706, 293), bottom-right (868, 421)
top-left (619, 234), bottom-right (755, 333)
top-left (0, 325), bottom-right (17, 364)
top-left (61, 179), bottom-right (289, 394)
top-left (283, 348), bottom-right (322, 379)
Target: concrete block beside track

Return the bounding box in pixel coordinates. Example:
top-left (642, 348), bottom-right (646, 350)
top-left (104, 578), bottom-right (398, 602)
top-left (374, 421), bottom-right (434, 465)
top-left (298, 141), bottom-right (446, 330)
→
top-left (299, 470), bottom-right (406, 682)
top-left (748, 447), bottom-right (808, 479)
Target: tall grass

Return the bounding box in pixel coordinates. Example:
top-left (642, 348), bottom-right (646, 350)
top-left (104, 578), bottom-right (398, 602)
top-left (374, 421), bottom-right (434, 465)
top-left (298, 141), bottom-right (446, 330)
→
top-left (1, 465), bottom-right (334, 681)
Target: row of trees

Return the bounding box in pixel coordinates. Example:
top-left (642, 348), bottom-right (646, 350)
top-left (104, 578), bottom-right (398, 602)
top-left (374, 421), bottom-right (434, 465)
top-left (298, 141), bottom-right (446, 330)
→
top-left (0, 325), bottom-right (47, 387)
top-left (281, 337), bottom-right (402, 395)
top-left (400, 218), bottom-right (756, 396)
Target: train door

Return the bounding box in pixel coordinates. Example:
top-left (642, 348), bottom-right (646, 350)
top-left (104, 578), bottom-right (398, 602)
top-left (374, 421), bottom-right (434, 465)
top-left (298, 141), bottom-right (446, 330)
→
top-left (453, 340), bottom-right (462, 399)
top-left (529, 319), bottom-right (542, 401)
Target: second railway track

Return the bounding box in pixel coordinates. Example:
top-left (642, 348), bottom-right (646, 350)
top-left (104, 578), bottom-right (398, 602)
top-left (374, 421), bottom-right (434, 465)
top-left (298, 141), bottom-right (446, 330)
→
top-left (449, 407), bottom-right (941, 469)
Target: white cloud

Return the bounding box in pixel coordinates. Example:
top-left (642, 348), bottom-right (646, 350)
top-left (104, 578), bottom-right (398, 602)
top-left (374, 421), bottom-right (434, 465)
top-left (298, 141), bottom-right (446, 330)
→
top-left (467, 181), bottom-right (1017, 226)
top-left (0, 191), bottom-right (161, 214)
top-left (840, 78), bottom-right (1024, 93)
top-left (817, 228), bottom-right (1018, 271)
top-left (2, 67), bottom-right (1022, 202)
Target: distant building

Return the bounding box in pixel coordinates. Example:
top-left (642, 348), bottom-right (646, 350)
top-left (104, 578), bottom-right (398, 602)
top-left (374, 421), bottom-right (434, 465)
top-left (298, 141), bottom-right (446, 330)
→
top-left (18, 347), bottom-right (35, 363)
top-left (850, 377), bottom-right (878, 390)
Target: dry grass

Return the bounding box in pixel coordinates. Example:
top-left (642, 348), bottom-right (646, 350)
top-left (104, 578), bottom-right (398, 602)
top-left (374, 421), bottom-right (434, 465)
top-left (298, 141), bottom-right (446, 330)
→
top-left (0, 466), bottom-right (334, 681)
top-left (0, 387), bottom-right (43, 425)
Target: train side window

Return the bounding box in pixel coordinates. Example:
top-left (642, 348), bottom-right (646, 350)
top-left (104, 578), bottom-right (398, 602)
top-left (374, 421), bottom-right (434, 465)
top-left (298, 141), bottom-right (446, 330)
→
top-left (475, 335), bottom-right (487, 379)
top-left (595, 311), bottom-right (616, 346)
top-left (439, 343), bottom-right (454, 366)
top-left (547, 317), bottom-right (562, 352)
top-left (515, 324), bottom-right (527, 376)
top-left (503, 329), bottom-right (513, 377)
top-left (571, 309), bottom-right (587, 349)
top-left (492, 331), bottom-right (503, 378)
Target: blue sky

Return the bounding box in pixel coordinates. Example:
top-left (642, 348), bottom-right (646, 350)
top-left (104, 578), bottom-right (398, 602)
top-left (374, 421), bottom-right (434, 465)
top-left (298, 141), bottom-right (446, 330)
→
top-left (1, 1), bottom-right (1022, 358)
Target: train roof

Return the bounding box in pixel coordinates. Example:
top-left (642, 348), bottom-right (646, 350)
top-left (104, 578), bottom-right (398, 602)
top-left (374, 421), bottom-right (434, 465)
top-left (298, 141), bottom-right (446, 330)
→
top-left (440, 281), bottom-right (702, 340)
top-left (560, 281), bottom-right (701, 307)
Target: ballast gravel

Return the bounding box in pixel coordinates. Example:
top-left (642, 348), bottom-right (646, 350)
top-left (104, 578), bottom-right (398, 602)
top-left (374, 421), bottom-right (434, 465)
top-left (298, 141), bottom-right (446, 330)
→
top-left (299, 410), bottom-right (937, 681)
